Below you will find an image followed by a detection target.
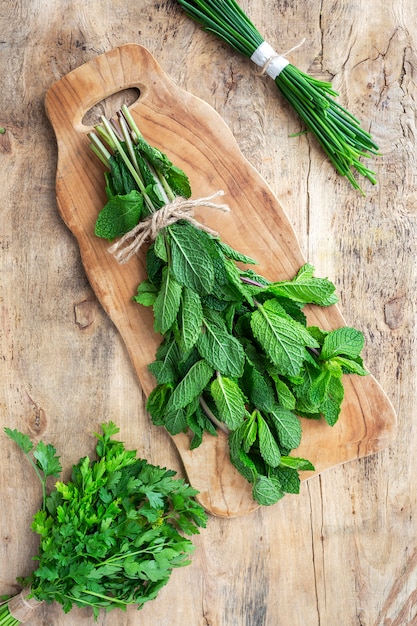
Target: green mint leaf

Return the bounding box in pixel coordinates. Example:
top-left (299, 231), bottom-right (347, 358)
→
top-left (309, 371), bottom-right (332, 407)
top-left (169, 222), bottom-right (215, 295)
top-left (257, 414), bottom-right (281, 468)
top-left (214, 239), bottom-right (257, 265)
top-left (95, 190), bottom-right (144, 240)
top-left (271, 375), bottom-right (296, 410)
top-left (251, 301), bottom-right (319, 377)
top-left (243, 362), bottom-right (276, 412)
top-left (252, 475), bottom-right (284, 506)
top-left (146, 384), bottom-right (173, 425)
top-left (320, 375), bottom-right (345, 426)
top-left (108, 154), bottom-right (138, 195)
top-left (148, 338), bottom-right (179, 385)
top-left (267, 263), bottom-right (338, 306)
top-left (180, 287), bottom-right (203, 352)
top-left (33, 441), bottom-right (62, 479)
top-left (154, 232), bottom-right (168, 261)
top-left (198, 318), bottom-right (245, 378)
top-left (134, 280), bottom-right (158, 307)
top-left (164, 408), bottom-right (188, 435)
top-left (165, 164), bottom-right (192, 198)
top-left (334, 356), bottom-right (368, 376)
top-left (146, 243), bottom-right (165, 285)
top-left (229, 443), bottom-right (258, 483)
top-left (271, 466), bottom-right (301, 494)
top-left (210, 374), bottom-right (247, 430)
top-left (4, 427), bottom-right (34, 454)
top-left (240, 412), bottom-right (257, 452)
top-left (153, 267), bottom-right (182, 335)
top-left (166, 360), bottom-right (214, 412)
top-left (280, 456), bottom-right (315, 471)
top-left (320, 327), bottom-right (365, 361)
top-left (135, 137), bottom-right (172, 176)
top-left (222, 257), bottom-right (254, 305)
top-left (269, 406), bottom-right (302, 450)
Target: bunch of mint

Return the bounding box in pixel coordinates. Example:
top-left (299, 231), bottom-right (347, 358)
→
top-left (91, 107), bottom-right (367, 507)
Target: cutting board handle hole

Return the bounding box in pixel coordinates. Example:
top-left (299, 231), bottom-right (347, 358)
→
top-left (82, 87), bottom-right (140, 126)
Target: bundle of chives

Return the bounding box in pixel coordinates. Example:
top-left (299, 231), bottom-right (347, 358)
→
top-left (175, 0), bottom-right (379, 193)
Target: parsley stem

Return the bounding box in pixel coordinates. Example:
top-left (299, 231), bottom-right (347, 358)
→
top-left (23, 452), bottom-right (48, 511)
top-left (0, 602), bottom-right (19, 626)
top-left (64, 591), bottom-right (130, 607)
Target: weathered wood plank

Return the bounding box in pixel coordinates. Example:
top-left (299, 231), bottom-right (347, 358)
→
top-left (0, 0), bottom-right (415, 624)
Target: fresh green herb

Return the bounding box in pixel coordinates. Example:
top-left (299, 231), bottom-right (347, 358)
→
top-left (90, 108), bottom-right (368, 506)
top-left (1, 423), bottom-right (206, 624)
top-left (174, 0), bottom-right (379, 193)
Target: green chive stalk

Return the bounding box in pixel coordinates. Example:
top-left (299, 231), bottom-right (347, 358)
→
top-left (175, 0), bottom-right (379, 192)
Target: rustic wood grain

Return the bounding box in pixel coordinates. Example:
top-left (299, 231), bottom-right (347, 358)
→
top-left (0, 0), bottom-right (415, 624)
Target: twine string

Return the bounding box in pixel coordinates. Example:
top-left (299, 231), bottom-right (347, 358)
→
top-left (252, 38), bottom-right (306, 78)
top-left (108, 190), bottom-right (229, 264)
top-left (8, 589), bottom-right (43, 623)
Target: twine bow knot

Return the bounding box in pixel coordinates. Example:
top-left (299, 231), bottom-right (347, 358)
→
top-left (108, 191), bottom-right (229, 264)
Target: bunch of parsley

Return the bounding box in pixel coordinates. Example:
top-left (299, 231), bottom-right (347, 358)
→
top-left (0, 423), bottom-right (206, 624)
top-left (90, 108), bottom-right (367, 507)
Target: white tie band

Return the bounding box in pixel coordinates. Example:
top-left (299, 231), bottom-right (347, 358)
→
top-left (251, 39), bottom-right (306, 79)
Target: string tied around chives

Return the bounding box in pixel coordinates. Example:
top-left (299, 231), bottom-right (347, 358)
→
top-left (108, 191), bottom-right (229, 264)
top-left (251, 38), bottom-right (306, 79)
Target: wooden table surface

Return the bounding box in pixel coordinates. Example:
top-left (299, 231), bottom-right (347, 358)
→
top-left (1, 1), bottom-right (415, 624)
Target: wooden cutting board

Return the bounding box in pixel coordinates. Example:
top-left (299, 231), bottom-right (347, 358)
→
top-left (44, 44), bottom-right (396, 518)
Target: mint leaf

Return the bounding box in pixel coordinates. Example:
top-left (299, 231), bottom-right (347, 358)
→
top-left (320, 327), bottom-right (365, 360)
top-left (269, 406), bottom-right (302, 450)
top-left (241, 413), bottom-right (258, 452)
top-left (335, 356), bottom-right (368, 376)
top-left (95, 191), bottom-right (144, 240)
top-left (268, 264), bottom-right (338, 306)
top-left (153, 267), bottom-right (182, 334)
top-left (280, 456), bottom-right (315, 471)
top-left (134, 280), bottom-right (158, 306)
top-left (165, 164), bottom-right (192, 199)
top-left (257, 414), bottom-right (281, 468)
top-left (148, 338), bottom-right (179, 385)
top-left (154, 233), bottom-right (168, 261)
top-left (244, 362), bottom-right (276, 412)
top-left (215, 240), bottom-right (256, 265)
top-left (252, 475), bottom-right (284, 506)
top-left (272, 466), bottom-right (301, 494)
top-left (180, 287), bottom-right (203, 351)
top-left (198, 318), bottom-right (245, 378)
top-left (320, 375), bottom-right (345, 426)
top-left (164, 408), bottom-right (188, 435)
top-left (107, 154), bottom-right (137, 195)
top-left (146, 384), bottom-right (172, 425)
top-left (169, 223), bottom-right (215, 295)
top-left (229, 444), bottom-right (258, 483)
top-left (210, 374), bottom-right (247, 430)
top-left (166, 360), bottom-right (214, 412)
top-left (309, 371), bottom-right (333, 407)
top-left (251, 301), bottom-right (319, 377)
top-left (271, 375), bottom-right (296, 410)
